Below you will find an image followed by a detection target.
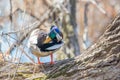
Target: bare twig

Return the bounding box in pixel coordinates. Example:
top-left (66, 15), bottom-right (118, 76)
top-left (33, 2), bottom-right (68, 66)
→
top-left (90, 0), bottom-right (106, 14)
top-left (19, 46), bottom-right (35, 63)
top-left (12, 10), bottom-right (36, 78)
top-left (12, 46), bottom-right (24, 80)
top-left (9, 0), bottom-right (13, 26)
top-left (81, 0), bottom-right (107, 15)
top-left (83, 2), bottom-right (89, 49)
top-left (0, 42), bottom-right (5, 61)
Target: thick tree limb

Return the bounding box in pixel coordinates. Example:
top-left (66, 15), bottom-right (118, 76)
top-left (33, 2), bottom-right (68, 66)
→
top-left (44, 14), bottom-right (120, 80)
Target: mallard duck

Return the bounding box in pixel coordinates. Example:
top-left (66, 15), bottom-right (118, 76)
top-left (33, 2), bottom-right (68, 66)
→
top-left (27, 25), bottom-right (64, 64)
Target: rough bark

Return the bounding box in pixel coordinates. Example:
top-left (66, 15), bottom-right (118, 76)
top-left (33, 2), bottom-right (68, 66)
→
top-left (0, 14), bottom-right (120, 80)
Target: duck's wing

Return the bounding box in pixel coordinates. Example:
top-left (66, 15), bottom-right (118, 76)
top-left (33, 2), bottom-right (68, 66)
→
top-left (27, 29), bottom-right (47, 48)
top-left (46, 41), bottom-right (64, 50)
top-left (40, 41), bottom-right (64, 52)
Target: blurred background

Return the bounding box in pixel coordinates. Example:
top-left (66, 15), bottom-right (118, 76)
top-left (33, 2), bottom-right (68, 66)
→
top-left (0, 0), bottom-right (120, 63)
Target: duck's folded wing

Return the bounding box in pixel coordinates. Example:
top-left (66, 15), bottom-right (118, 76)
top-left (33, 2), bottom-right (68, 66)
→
top-left (27, 29), bottom-right (47, 48)
top-left (27, 29), bottom-right (39, 48)
top-left (46, 41), bottom-right (64, 51)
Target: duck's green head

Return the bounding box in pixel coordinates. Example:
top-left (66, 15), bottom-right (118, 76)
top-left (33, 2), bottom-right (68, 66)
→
top-left (43, 25), bottom-right (63, 43)
top-left (49, 25), bottom-right (63, 42)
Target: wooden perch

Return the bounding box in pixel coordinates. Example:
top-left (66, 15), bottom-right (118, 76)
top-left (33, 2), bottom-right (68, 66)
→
top-left (0, 14), bottom-right (120, 80)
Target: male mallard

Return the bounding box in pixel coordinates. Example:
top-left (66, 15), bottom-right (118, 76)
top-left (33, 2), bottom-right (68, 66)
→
top-left (27, 25), bottom-right (64, 64)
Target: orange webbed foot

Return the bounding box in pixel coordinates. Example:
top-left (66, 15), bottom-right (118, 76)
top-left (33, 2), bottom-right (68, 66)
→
top-left (50, 61), bottom-right (54, 65)
top-left (37, 57), bottom-right (44, 64)
top-left (50, 54), bottom-right (54, 65)
top-left (38, 61), bottom-right (44, 64)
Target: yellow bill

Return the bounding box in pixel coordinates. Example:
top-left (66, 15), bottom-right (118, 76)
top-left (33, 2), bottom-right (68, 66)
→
top-left (43, 36), bottom-right (52, 43)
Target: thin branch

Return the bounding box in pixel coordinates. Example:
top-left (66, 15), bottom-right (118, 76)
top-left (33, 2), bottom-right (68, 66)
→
top-left (9, 0), bottom-right (13, 27)
top-left (12, 47), bottom-right (24, 80)
top-left (0, 36), bottom-right (5, 61)
top-left (19, 46), bottom-right (35, 63)
top-left (91, 0), bottom-right (106, 14)
top-left (81, 0), bottom-right (107, 15)
top-left (83, 2), bottom-right (89, 49)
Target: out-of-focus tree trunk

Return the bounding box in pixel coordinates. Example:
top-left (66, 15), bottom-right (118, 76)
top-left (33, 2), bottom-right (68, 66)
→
top-left (69, 0), bottom-right (80, 56)
top-left (83, 2), bottom-right (90, 49)
top-left (62, 0), bottom-right (80, 58)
